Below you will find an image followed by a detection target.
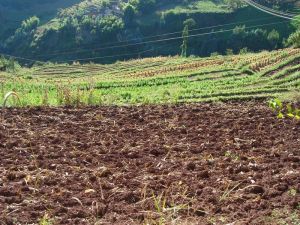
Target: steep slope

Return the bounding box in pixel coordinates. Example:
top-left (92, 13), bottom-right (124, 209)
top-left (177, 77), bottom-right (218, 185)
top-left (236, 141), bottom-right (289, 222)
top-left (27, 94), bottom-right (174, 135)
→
top-left (0, 0), bottom-right (81, 40)
top-left (0, 0), bottom-right (297, 63)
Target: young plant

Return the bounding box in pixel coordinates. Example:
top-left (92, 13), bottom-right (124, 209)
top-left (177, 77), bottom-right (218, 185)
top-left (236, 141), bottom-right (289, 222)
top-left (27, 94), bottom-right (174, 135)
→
top-left (39, 213), bottom-right (53, 225)
top-left (286, 103), bottom-right (300, 120)
top-left (269, 99), bottom-right (300, 120)
top-left (269, 98), bottom-right (284, 119)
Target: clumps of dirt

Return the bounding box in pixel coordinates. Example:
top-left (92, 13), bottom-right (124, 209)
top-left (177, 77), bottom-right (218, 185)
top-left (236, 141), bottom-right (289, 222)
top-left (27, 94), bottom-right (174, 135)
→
top-left (0, 102), bottom-right (299, 224)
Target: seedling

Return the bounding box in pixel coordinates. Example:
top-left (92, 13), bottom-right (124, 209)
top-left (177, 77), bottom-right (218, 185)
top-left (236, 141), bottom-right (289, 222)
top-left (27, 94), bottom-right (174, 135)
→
top-left (224, 151), bottom-right (240, 161)
top-left (219, 182), bottom-right (241, 202)
top-left (288, 188), bottom-right (297, 197)
top-left (269, 99), bottom-right (300, 120)
top-left (39, 213), bottom-right (53, 225)
top-left (269, 98), bottom-right (284, 119)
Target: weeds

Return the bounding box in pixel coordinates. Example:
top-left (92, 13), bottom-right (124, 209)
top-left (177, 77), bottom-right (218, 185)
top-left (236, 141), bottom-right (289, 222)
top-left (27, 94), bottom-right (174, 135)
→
top-left (224, 151), bottom-right (240, 161)
top-left (269, 98), bottom-right (300, 120)
top-left (39, 213), bottom-right (53, 225)
top-left (144, 192), bottom-right (189, 225)
top-left (288, 188), bottom-right (297, 196)
top-left (3, 91), bottom-right (21, 107)
top-left (265, 208), bottom-right (300, 225)
top-left (42, 89), bottom-right (49, 106)
top-left (219, 182), bottom-right (241, 202)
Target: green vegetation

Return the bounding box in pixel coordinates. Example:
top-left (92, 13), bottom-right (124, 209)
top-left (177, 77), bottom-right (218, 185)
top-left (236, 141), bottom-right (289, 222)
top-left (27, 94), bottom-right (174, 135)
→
top-left (39, 213), bottom-right (53, 225)
top-left (1, 47), bottom-right (300, 107)
top-left (265, 207), bottom-right (300, 225)
top-left (0, 56), bottom-right (20, 72)
top-left (269, 98), bottom-right (300, 119)
top-left (1, 0), bottom-right (297, 63)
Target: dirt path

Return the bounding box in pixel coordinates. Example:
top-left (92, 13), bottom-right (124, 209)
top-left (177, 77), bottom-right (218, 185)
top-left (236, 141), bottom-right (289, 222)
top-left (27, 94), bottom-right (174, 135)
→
top-left (0, 102), bottom-right (299, 224)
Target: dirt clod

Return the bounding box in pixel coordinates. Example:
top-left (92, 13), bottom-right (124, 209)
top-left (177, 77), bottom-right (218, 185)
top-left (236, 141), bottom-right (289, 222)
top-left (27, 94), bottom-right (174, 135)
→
top-left (0, 102), bottom-right (299, 224)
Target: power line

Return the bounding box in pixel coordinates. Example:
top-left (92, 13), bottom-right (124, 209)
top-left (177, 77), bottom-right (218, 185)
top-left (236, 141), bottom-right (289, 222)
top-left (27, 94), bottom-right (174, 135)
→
top-left (57, 20), bottom-right (289, 63)
top-left (35, 16), bottom-right (278, 58)
top-left (0, 52), bottom-right (44, 63)
top-left (242, 0), bottom-right (298, 20)
top-left (56, 41), bottom-right (178, 63)
top-left (246, 0), bottom-right (297, 17)
top-left (1, 42), bottom-right (173, 66)
top-left (0, 20), bottom-right (290, 64)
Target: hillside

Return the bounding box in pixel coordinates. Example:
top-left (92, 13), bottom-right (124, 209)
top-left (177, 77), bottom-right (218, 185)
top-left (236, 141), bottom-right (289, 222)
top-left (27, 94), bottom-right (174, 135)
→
top-left (1, 47), bottom-right (300, 106)
top-left (1, 2), bottom-right (300, 225)
top-left (0, 0), bottom-right (297, 63)
top-left (0, 0), bottom-right (81, 40)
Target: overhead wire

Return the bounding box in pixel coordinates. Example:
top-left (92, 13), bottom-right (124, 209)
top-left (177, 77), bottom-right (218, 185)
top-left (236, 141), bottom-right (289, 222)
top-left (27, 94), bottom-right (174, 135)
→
top-left (0, 52), bottom-right (44, 63)
top-left (246, 0), bottom-right (297, 17)
top-left (35, 16), bottom-right (277, 57)
top-left (0, 20), bottom-right (289, 64)
top-left (56, 20), bottom-right (289, 63)
top-left (0, 3), bottom-right (294, 64)
top-left (39, 42), bottom-right (176, 73)
top-left (242, 0), bottom-right (299, 20)
top-left (1, 0), bottom-right (298, 63)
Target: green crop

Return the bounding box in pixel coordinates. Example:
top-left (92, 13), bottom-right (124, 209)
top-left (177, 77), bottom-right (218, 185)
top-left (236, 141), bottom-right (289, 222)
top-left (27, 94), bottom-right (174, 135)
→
top-left (1, 48), bottom-right (300, 107)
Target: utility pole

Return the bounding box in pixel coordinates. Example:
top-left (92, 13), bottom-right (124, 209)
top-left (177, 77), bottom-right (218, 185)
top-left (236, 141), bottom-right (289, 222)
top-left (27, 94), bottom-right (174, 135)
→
top-left (181, 25), bottom-right (189, 57)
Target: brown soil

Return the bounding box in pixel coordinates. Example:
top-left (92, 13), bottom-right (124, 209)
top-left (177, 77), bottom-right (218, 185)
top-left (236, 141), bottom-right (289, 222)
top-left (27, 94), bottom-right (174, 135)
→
top-left (0, 102), bottom-right (299, 225)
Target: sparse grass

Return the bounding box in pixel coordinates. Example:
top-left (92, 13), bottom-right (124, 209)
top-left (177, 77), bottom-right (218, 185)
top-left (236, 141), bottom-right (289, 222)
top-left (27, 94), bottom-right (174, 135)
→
top-left (265, 208), bottom-right (300, 225)
top-left (219, 182), bottom-right (241, 202)
top-left (39, 213), bottom-right (53, 225)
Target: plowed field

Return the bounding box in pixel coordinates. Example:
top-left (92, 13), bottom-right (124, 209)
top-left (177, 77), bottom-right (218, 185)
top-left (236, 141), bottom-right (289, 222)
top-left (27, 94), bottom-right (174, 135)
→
top-left (0, 102), bottom-right (299, 224)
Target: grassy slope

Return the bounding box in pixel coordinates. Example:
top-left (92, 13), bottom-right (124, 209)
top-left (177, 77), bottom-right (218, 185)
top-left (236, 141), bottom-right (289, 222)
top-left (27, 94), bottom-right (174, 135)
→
top-left (1, 48), bottom-right (300, 106)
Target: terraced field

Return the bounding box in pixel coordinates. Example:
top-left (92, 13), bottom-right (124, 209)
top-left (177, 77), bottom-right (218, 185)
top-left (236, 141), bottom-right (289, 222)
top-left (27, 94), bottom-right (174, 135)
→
top-left (1, 48), bottom-right (300, 106)
top-left (1, 49), bottom-right (300, 225)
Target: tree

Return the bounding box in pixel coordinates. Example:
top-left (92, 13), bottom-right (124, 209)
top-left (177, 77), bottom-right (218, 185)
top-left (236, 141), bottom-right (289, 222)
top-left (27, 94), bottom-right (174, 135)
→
top-left (286, 29), bottom-right (300, 47)
top-left (291, 15), bottom-right (300, 30)
top-left (124, 4), bottom-right (136, 25)
top-left (225, 0), bottom-right (243, 10)
top-left (267, 29), bottom-right (280, 48)
top-left (183, 18), bottom-right (196, 28)
top-left (21, 16), bottom-right (40, 32)
top-left (181, 25), bottom-right (189, 57)
top-left (136, 0), bottom-right (156, 14)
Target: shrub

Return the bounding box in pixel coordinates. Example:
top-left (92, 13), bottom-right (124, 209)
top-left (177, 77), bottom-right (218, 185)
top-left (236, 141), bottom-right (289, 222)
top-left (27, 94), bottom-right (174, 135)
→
top-left (286, 30), bottom-right (300, 48)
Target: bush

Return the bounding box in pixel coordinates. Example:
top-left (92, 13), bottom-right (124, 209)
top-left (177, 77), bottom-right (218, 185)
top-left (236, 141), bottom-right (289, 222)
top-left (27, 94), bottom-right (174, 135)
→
top-left (132, 0), bottom-right (156, 14)
top-left (124, 4), bottom-right (136, 25)
top-left (20, 16), bottom-right (40, 32)
top-left (286, 30), bottom-right (300, 47)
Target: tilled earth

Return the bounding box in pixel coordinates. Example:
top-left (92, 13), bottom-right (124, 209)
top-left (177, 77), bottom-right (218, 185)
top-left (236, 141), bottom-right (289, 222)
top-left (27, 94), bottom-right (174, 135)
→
top-left (0, 102), bottom-right (299, 225)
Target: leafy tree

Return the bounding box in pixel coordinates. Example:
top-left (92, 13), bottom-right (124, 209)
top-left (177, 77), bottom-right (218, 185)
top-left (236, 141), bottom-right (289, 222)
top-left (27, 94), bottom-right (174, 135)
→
top-left (20, 16), bottom-right (40, 32)
top-left (267, 29), bottom-right (280, 48)
top-left (286, 29), bottom-right (300, 47)
top-left (226, 48), bottom-right (234, 55)
top-left (239, 47), bottom-right (248, 55)
top-left (133, 0), bottom-right (156, 14)
top-left (183, 18), bottom-right (196, 28)
top-left (225, 0), bottom-right (243, 10)
top-left (291, 15), bottom-right (300, 30)
top-left (0, 56), bottom-right (19, 72)
top-left (124, 4), bottom-right (136, 25)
